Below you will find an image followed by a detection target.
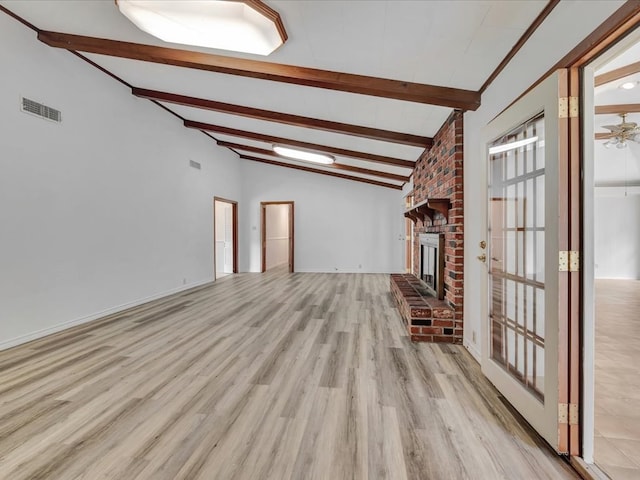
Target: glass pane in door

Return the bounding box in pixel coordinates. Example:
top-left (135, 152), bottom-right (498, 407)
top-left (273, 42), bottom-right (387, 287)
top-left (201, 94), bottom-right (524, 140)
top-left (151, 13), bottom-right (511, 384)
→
top-left (488, 113), bottom-right (545, 401)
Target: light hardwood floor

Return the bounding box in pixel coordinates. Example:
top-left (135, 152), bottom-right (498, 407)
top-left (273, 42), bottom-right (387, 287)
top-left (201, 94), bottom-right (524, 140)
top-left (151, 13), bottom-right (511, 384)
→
top-left (594, 279), bottom-right (640, 480)
top-left (0, 270), bottom-right (578, 480)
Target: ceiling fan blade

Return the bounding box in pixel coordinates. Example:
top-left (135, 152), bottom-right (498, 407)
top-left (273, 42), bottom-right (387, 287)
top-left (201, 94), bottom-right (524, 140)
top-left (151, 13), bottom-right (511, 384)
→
top-left (602, 125), bottom-right (623, 132)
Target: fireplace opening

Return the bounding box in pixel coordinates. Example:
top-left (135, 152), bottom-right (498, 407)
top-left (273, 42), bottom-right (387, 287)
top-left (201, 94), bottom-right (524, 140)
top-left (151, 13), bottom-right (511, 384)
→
top-left (419, 233), bottom-right (445, 300)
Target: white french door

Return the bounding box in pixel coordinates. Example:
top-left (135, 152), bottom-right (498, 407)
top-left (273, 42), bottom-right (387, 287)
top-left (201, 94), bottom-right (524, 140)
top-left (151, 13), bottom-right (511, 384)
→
top-left (481, 70), bottom-right (572, 452)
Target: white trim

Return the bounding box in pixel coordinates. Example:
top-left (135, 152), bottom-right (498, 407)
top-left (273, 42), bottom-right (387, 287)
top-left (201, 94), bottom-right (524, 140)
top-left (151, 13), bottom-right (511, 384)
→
top-left (464, 340), bottom-right (481, 362)
top-left (0, 278), bottom-right (213, 352)
top-left (582, 63), bottom-right (597, 464)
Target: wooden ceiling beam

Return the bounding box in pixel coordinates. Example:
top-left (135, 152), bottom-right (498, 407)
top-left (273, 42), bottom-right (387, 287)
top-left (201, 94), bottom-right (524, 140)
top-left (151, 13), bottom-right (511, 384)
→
top-left (239, 154), bottom-right (402, 190)
top-left (37, 30), bottom-right (480, 110)
top-left (184, 120), bottom-right (417, 168)
top-left (134, 88), bottom-right (429, 146)
top-left (218, 141), bottom-right (409, 182)
top-left (595, 103), bottom-right (640, 114)
top-left (480, 0), bottom-right (560, 94)
top-left (594, 60), bottom-right (640, 87)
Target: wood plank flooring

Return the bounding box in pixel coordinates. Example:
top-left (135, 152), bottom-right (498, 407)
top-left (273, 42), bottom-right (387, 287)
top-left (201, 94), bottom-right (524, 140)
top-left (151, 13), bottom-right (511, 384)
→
top-left (595, 279), bottom-right (640, 480)
top-left (0, 270), bottom-right (578, 479)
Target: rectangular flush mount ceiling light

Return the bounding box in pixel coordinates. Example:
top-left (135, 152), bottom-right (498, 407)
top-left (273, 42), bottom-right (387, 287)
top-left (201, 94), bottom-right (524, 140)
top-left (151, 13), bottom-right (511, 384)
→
top-left (116, 0), bottom-right (287, 55)
top-left (273, 146), bottom-right (335, 164)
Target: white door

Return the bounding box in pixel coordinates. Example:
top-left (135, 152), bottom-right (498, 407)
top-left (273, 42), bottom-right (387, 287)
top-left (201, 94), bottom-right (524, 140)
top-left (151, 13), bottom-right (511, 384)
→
top-left (481, 70), bottom-right (570, 452)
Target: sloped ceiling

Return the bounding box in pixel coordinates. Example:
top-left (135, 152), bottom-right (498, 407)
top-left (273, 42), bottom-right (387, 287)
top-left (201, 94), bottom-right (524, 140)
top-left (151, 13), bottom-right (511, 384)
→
top-left (594, 40), bottom-right (640, 187)
top-left (1, 0), bottom-right (554, 189)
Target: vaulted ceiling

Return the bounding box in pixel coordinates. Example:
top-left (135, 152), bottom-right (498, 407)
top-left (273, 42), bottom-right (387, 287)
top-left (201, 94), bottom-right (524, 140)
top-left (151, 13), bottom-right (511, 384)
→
top-left (1, 0), bottom-right (556, 190)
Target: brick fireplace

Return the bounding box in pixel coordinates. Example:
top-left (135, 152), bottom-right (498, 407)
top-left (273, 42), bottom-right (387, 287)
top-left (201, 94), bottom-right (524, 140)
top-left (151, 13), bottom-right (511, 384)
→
top-left (392, 110), bottom-right (464, 343)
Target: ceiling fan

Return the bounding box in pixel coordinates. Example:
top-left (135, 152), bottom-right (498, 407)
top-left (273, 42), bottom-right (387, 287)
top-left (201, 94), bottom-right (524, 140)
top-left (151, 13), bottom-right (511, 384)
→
top-left (601, 113), bottom-right (640, 148)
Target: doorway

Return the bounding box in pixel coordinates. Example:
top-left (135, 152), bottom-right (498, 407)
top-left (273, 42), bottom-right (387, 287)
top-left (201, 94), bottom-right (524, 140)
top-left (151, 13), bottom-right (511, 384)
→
top-left (214, 197), bottom-right (238, 279)
top-left (261, 201), bottom-right (294, 273)
top-left (583, 30), bottom-right (640, 479)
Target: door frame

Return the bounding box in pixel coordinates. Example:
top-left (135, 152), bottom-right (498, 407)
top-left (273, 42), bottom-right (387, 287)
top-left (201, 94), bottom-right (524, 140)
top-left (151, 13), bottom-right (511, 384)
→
top-left (213, 197), bottom-right (238, 278)
top-left (579, 26), bottom-right (640, 464)
top-left (261, 201), bottom-right (294, 273)
top-left (561, 8), bottom-right (640, 463)
top-left (474, 4), bottom-right (640, 464)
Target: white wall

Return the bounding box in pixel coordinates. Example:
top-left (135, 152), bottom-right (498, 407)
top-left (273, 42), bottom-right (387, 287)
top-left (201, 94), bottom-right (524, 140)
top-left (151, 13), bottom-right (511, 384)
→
top-left (593, 133), bottom-right (640, 279)
top-left (462, 0), bottom-right (625, 360)
top-left (0, 14), bottom-right (242, 349)
top-left (265, 204), bottom-right (290, 270)
top-left (240, 162), bottom-right (405, 273)
top-left (594, 191), bottom-right (640, 279)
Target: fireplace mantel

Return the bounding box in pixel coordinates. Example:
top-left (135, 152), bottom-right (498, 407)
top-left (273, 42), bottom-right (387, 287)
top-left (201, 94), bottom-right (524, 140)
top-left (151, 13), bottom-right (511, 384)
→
top-left (404, 198), bottom-right (451, 224)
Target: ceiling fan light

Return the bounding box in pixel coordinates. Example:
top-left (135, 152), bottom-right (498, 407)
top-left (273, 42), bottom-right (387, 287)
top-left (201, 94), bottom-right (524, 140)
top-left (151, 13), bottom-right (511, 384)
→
top-left (116, 0), bottom-right (286, 56)
top-left (603, 140), bottom-right (612, 148)
top-left (616, 140), bottom-right (627, 149)
top-left (273, 145), bottom-right (334, 164)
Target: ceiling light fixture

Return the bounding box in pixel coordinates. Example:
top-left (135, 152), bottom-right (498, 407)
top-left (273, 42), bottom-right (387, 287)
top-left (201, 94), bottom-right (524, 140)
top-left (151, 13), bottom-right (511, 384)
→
top-left (620, 81), bottom-right (637, 90)
top-left (488, 136), bottom-right (539, 155)
top-left (602, 113), bottom-right (640, 149)
top-left (116, 0), bottom-right (287, 56)
top-left (273, 146), bottom-right (335, 164)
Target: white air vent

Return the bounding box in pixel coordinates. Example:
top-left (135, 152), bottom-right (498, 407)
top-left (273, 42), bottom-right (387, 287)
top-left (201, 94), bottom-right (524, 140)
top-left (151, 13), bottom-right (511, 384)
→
top-left (21, 97), bottom-right (62, 123)
top-left (189, 160), bottom-right (201, 170)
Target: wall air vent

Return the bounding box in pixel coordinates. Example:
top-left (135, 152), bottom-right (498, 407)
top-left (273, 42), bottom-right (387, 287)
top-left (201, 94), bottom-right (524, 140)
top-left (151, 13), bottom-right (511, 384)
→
top-left (21, 97), bottom-right (62, 123)
top-left (189, 160), bottom-right (202, 170)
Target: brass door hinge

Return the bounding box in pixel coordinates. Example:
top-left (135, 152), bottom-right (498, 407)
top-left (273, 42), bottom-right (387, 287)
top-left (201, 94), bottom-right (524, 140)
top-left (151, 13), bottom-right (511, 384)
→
top-left (559, 251), bottom-right (579, 272)
top-left (559, 97), bottom-right (578, 118)
top-left (570, 403), bottom-right (579, 425)
top-left (569, 96), bottom-right (579, 117)
top-left (559, 97), bottom-right (568, 118)
top-left (559, 403), bottom-right (579, 425)
top-left (559, 403), bottom-right (568, 424)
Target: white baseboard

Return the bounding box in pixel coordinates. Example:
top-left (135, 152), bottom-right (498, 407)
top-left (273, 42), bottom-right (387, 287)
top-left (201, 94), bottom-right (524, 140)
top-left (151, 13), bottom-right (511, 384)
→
top-left (463, 339), bottom-right (481, 362)
top-left (0, 278), bottom-right (213, 352)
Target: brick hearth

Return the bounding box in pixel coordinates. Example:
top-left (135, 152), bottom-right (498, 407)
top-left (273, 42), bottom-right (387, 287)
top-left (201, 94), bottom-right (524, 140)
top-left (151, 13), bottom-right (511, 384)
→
top-left (390, 274), bottom-right (459, 343)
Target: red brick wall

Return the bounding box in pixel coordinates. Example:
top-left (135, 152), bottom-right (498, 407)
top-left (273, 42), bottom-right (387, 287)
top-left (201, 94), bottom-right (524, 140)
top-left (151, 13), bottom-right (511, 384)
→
top-left (412, 110), bottom-right (463, 342)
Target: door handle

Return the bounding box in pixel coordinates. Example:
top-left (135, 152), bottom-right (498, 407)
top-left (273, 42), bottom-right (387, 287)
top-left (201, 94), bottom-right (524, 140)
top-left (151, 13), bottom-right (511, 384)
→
top-left (477, 254), bottom-right (486, 262)
top-left (492, 257), bottom-right (501, 262)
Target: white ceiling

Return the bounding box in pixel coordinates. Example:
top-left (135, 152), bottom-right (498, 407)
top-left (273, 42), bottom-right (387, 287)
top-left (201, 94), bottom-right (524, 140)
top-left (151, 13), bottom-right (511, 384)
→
top-left (1, 0), bottom-right (550, 188)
